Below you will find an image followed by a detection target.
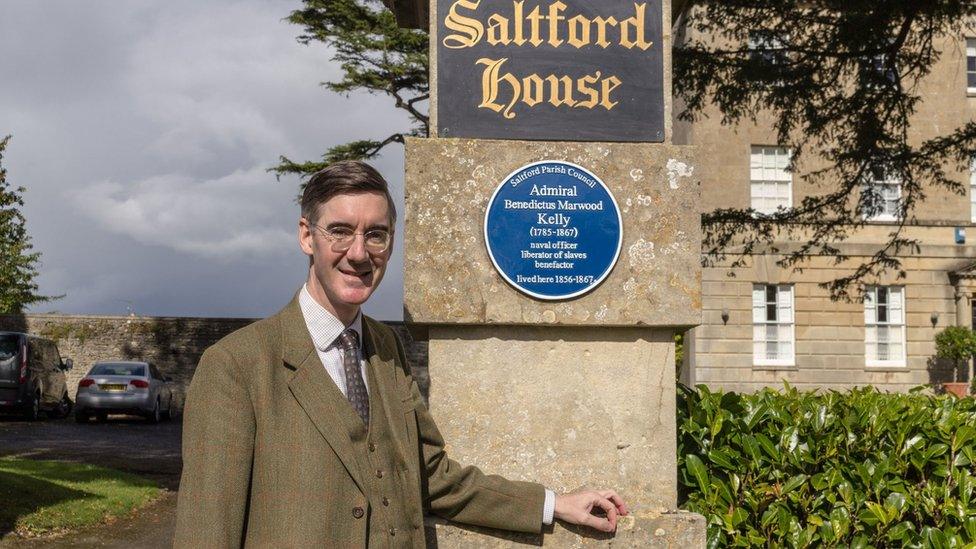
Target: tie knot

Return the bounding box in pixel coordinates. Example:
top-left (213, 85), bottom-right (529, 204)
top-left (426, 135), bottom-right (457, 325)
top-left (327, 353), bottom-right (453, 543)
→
top-left (337, 329), bottom-right (359, 352)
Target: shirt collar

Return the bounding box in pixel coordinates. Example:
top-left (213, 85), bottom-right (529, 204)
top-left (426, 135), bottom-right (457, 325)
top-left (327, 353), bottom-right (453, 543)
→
top-left (298, 284), bottom-right (363, 352)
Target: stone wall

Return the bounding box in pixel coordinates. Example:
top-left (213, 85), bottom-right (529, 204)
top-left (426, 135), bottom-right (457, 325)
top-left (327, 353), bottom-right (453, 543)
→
top-left (0, 313), bottom-right (429, 402)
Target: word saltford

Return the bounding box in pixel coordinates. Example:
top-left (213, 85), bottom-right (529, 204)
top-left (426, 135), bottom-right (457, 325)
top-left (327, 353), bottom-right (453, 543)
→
top-left (485, 160), bottom-right (622, 300)
top-left (443, 1), bottom-right (655, 50)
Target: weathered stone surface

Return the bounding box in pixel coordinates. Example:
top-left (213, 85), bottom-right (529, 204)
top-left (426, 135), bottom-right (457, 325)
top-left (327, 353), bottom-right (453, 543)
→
top-left (424, 510), bottom-right (706, 548)
top-left (426, 325), bottom-right (679, 515)
top-left (403, 137), bottom-right (701, 328)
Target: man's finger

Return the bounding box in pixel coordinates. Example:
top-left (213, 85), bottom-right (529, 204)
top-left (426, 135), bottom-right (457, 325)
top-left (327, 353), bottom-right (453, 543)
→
top-left (592, 496), bottom-right (618, 529)
top-left (580, 512), bottom-right (615, 533)
top-left (599, 490), bottom-right (629, 515)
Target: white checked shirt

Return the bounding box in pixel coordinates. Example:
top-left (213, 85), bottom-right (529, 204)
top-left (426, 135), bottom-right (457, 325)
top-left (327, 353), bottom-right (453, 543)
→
top-left (297, 284), bottom-right (555, 526)
top-left (298, 284), bottom-right (369, 398)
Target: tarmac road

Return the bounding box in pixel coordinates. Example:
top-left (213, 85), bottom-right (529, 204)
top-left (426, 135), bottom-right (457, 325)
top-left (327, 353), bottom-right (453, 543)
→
top-left (0, 413), bottom-right (183, 548)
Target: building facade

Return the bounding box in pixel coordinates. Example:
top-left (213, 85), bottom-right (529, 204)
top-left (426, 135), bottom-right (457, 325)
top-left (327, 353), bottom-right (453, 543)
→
top-left (678, 21), bottom-right (976, 392)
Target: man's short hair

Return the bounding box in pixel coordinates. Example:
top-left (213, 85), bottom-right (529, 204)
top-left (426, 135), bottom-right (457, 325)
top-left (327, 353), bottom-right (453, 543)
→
top-left (301, 160), bottom-right (397, 225)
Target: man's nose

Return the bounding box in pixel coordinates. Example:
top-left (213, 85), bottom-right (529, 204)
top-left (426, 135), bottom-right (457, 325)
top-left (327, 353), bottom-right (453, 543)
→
top-left (344, 234), bottom-right (370, 263)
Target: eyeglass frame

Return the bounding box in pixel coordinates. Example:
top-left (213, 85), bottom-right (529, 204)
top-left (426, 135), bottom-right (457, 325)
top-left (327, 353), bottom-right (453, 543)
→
top-left (305, 220), bottom-right (393, 254)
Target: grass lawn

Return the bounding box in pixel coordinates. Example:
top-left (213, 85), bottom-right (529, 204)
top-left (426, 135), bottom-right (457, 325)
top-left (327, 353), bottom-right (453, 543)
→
top-left (0, 458), bottom-right (161, 537)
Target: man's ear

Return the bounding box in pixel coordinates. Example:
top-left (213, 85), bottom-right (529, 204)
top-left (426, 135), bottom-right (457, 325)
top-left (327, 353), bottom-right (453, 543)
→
top-left (298, 218), bottom-right (314, 256)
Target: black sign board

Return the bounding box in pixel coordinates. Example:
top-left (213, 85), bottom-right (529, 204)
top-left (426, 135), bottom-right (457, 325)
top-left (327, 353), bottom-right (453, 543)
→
top-left (436, 0), bottom-right (664, 142)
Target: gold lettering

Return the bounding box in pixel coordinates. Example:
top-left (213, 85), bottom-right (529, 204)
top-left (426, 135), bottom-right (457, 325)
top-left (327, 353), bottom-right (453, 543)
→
top-left (486, 14), bottom-right (510, 45)
top-left (567, 14), bottom-right (591, 48)
top-left (576, 72), bottom-right (600, 108)
top-left (545, 75), bottom-right (576, 106)
top-left (600, 75), bottom-right (622, 109)
top-left (592, 16), bottom-right (619, 48)
top-left (477, 57), bottom-right (520, 119)
top-left (619, 3), bottom-right (653, 50)
top-left (477, 61), bottom-right (621, 118)
top-left (546, 1), bottom-right (566, 48)
top-left (443, 0), bottom-right (484, 49)
top-left (512, 1), bottom-right (526, 45)
top-left (523, 74), bottom-right (545, 106)
top-left (525, 6), bottom-right (544, 47)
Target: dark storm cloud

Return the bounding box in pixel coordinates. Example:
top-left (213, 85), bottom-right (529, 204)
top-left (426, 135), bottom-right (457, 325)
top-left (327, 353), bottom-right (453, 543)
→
top-left (0, 0), bottom-right (412, 319)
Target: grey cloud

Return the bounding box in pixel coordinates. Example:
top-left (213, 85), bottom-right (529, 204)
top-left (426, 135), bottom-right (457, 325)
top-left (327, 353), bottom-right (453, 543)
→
top-left (1, 0), bottom-right (413, 320)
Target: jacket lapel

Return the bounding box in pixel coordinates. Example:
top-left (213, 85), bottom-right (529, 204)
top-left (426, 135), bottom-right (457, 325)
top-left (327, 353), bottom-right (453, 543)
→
top-left (279, 295), bottom-right (367, 494)
top-left (361, 317), bottom-right (408, 463)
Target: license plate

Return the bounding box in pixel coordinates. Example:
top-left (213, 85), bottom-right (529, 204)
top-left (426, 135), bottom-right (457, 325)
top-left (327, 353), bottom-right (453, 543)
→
top-left (100, 384), bottom-right (126, 392)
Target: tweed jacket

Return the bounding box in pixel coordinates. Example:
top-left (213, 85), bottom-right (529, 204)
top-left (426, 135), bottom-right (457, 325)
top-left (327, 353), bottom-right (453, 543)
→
top-left (174, 294), bottom-right (546, 548)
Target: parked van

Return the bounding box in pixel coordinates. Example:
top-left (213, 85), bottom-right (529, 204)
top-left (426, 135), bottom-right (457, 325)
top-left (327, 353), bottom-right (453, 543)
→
top-left (0, 332), bottom-right (73, 420)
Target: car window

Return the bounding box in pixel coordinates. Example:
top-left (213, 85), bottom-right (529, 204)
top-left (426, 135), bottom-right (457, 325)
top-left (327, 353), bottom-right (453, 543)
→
top-left (90, 363), bottom-right (146, 376)
top-left (42, 341), bottom-right (57, 369)
top-left (28, 341), bottom-right (42, 365)
top-left (149, 364), bottom-right (163, 380)
top-left (0, 335), bottom-right (18, 360)
top-left (50, 343), bottom-right (62, 367)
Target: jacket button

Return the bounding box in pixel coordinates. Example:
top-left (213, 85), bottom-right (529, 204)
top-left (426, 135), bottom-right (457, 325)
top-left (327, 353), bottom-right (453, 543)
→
top-left (382, 497), bottom-right (390, 507)
top-left (368, 442), bottom-right (376, 452)
top-left (389, 528), bottom-right (397, 536)
top-left (376, 469), bottom-right (384, 478)
top-left (352, 506), bottom-right (365, 519)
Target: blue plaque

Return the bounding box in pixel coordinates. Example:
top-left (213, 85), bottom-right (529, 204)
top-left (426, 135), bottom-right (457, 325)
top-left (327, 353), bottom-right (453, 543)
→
top-left (484, 161), bottom-right (623, 300)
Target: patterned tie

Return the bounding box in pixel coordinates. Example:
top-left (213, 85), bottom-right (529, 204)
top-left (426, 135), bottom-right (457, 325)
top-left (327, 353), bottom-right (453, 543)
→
top-left (337, 329), bottom-right (369, 425)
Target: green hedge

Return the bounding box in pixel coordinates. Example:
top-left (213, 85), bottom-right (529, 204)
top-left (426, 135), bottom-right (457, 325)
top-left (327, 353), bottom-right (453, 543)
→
top-left (677, 384), bottom-right (976, 548)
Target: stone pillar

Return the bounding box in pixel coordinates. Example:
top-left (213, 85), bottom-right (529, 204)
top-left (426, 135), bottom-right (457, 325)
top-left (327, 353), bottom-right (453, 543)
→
top-left (956, 290), bottom-right (968, 328)
top-left (403, 140), bottom-right (703, 546)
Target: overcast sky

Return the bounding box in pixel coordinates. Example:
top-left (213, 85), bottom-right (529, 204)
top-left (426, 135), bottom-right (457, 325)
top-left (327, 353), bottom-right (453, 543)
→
top-left (1, 0), bottom-right (414, 320)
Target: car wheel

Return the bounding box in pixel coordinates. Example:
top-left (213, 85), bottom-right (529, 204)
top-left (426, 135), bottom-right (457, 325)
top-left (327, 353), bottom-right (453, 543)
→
top-left (75, 411), bottom-right (89, 423)
top-left (147, 399), bottom-right (161, 424)
top-left (55, 393), bottom-right (72, 418)
top-left (23, 392), bottom-right (40, 421)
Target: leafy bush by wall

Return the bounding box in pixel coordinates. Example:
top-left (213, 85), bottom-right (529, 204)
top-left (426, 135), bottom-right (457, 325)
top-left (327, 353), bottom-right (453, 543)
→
top-left (678, 384), bottom-right (976, 548)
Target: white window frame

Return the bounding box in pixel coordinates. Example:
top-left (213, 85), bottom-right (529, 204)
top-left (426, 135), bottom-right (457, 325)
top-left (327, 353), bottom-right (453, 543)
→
top-left (864, 286), bottom-right (907, 368)
top-left (750, 146), bottom-right (793, 215)
top-left (753, 284), bottom-right (795, 367)
top-left (967, 38), bottom-right (976, 95)
top-left (862, 164), bottom-right (902, 222)
top-left (970, 155), bottom-right (975, 223)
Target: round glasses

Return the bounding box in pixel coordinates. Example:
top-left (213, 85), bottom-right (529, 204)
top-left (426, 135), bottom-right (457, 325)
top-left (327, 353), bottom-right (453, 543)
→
top-left (309, 223), bottom-right (392, 254)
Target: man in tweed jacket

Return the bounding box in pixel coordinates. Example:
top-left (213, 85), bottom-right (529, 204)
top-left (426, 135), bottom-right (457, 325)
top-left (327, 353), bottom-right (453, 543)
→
top-left (174, 161), bottom-right (628, 547)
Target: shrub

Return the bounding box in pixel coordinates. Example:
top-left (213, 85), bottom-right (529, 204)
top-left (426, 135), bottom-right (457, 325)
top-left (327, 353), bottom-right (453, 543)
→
top-left (677, 384), bottom-right (976, 548)
top-left (935, 326), bottom-right (976, 383)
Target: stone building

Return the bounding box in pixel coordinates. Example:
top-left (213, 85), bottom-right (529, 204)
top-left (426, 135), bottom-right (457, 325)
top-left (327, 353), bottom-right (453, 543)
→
top-left (677, 16), bottom-right (976, 392)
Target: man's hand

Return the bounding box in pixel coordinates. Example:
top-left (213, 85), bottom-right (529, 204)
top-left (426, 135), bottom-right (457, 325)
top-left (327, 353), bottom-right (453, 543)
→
top-left (554, 490), bottom-right (629, 533)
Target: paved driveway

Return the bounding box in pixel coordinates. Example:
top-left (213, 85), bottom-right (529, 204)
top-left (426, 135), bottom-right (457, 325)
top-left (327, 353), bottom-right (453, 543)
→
top-left (0, 415), bottom-right (182, 548)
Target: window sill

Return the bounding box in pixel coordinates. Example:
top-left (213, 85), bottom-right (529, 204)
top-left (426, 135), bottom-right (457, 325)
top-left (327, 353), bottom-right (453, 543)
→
top-left (753, 361), bottom-right (796, 370)
top-left (862, 216), bottom-right (901, 224)
top-left (865, 362), bottom-right (907, 370)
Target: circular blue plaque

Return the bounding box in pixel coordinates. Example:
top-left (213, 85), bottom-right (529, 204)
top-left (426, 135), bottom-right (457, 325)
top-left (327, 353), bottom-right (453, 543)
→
top-left (484, 161), bottom-right (623, 300)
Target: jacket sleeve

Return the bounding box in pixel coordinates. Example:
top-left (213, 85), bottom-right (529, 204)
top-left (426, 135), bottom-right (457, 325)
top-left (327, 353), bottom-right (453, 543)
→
top-left (174, 345), bottom-right (255, 548)
top-left (392, 334), bottom-right (547, 534)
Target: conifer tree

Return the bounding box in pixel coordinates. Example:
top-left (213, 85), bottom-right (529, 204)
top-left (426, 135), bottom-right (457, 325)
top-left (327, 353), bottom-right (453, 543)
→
top-left (0, 135), bottom-right (53, 313)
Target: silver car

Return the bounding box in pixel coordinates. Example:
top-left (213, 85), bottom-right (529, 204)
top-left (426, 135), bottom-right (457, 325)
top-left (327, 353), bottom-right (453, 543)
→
top-left (75, 361), bottom-right (175, 423)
